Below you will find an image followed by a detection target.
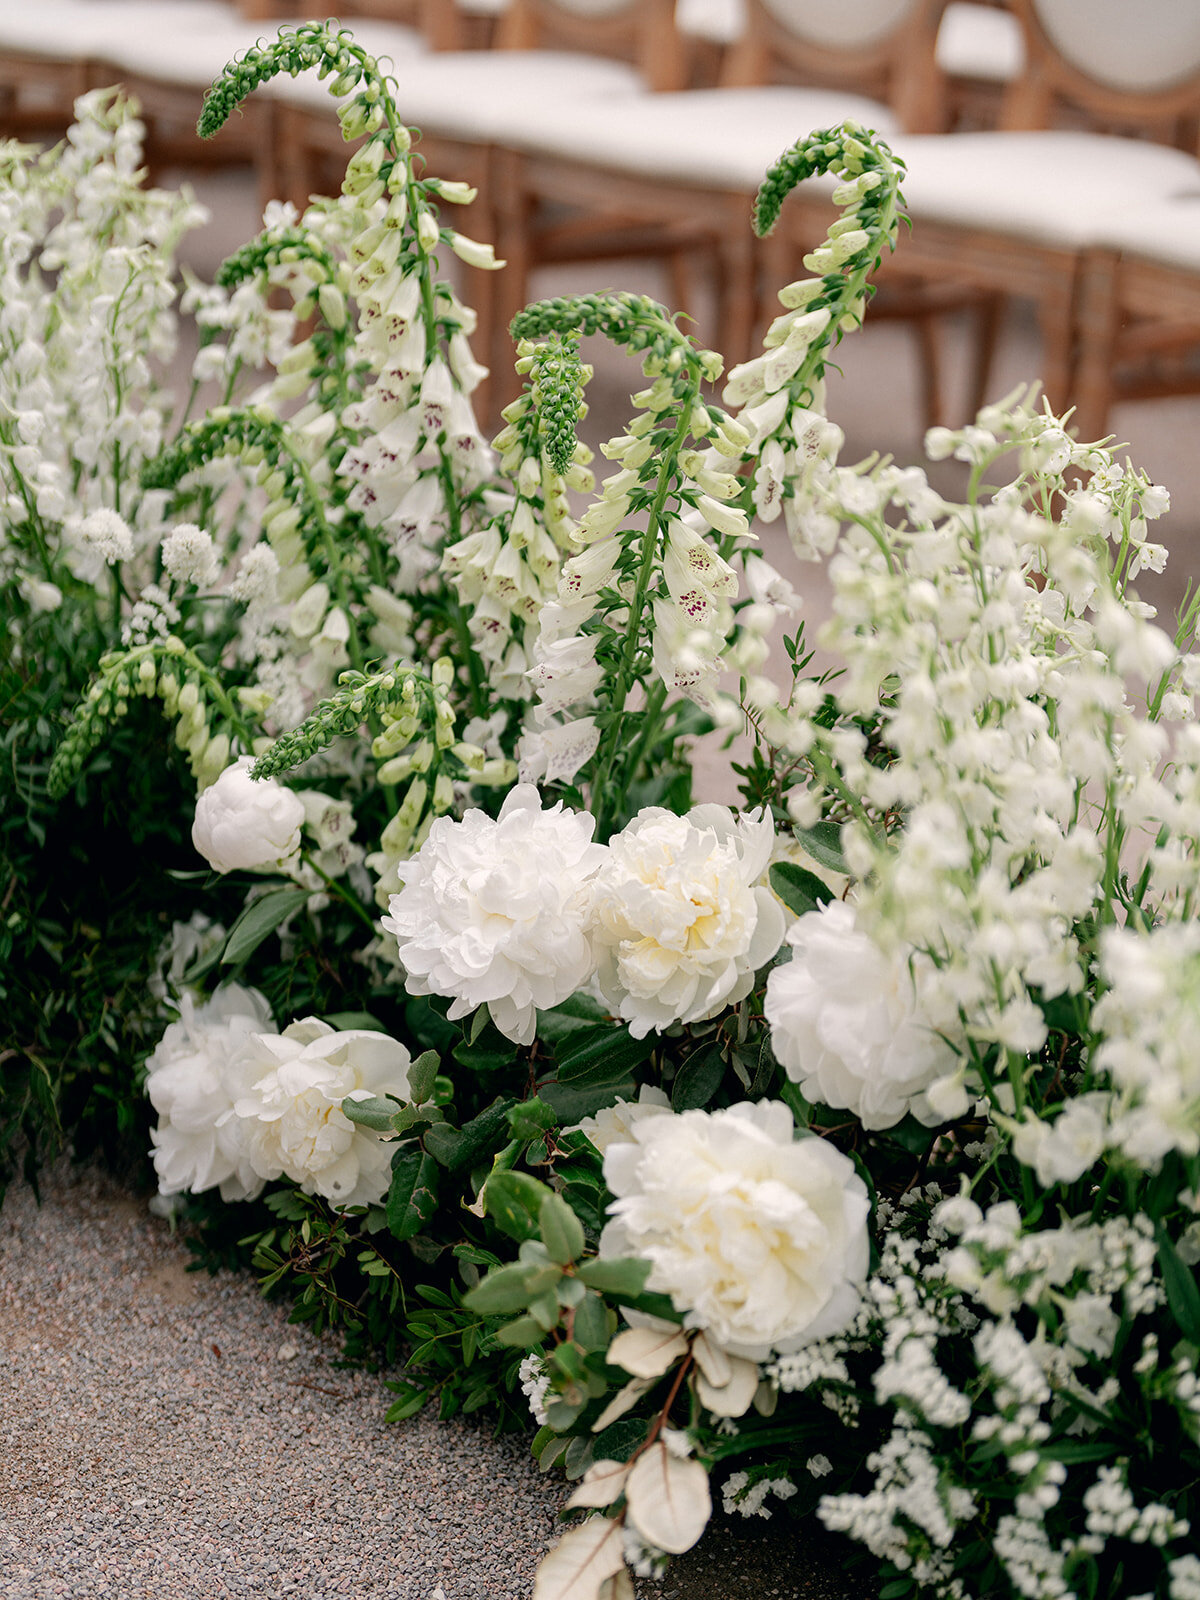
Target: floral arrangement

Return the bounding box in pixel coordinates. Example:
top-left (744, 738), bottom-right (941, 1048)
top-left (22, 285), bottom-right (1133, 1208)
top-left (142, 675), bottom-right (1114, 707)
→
top-left (6, 25), bottom-right (1200, 1600)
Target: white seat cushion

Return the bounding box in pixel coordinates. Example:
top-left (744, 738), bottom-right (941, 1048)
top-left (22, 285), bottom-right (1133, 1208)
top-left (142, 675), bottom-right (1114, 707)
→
top-left (675, 0), bottom-right (744, 44)
top-left (489, 85), bottom-right (897, 189)
top-left (1089, 193), bottom-right (1200, 270)
top-left (890, 130), bottom-right (1200, 248)
top-left (0, 0), bottom-right (236, 58)
top-left (935, 2), bottom-right (1024, 84)
top-left (97, 15), bottom-right (424, 87)
top-left (271, 48), bottom-right (644, 141)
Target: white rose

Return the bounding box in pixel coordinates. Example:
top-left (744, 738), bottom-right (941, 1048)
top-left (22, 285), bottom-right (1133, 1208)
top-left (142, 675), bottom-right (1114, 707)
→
top-left (381, 785), bottom-right (607, 1046)
top-left (765, 900), bottom-right (961, 1130)
top-left (600, 1101), bottom-right (870, 1360)
top-left (146, 984), bottom-right (275, 1200)
top-left (591, 805), bottom-right (786, 1039)
top-left (234, 1019), bottom-right (412, 1208)
top-left (192, 755), bottom-right (306, 874)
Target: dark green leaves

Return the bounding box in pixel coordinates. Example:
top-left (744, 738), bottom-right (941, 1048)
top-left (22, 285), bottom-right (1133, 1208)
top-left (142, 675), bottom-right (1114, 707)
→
top-left (386, 1149), bottom-right (440, 1241)
top-left (769, 861), bottom-right (833, 918)
top-left (221, 886), bottom-right (311, 967)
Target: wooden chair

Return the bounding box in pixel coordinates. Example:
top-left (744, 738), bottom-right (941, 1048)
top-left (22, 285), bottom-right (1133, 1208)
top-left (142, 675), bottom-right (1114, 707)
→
top-left (761, 0), bottom-right (1200, 422)
top-left (484, 0), bottom-right (950, 410)
top-left (1071, 200), bottom-right (1200, 440)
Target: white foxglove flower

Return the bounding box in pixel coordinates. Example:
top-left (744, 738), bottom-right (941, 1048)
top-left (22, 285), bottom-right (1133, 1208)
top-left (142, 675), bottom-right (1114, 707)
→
top-left (192, 756), bottom-right (305, 873)
top-left (592, 805), bottom-right (784, 1038)
top-left (146, 984), bottom-right (275, 1200)
top-left (765, 900), bottom-right (962, 1131)
top-left (600, 1101), bottom-right (870, 1360)
top-left (382, 785), bottom-right (607, 1045)
top-left (233, 1019), bottom-right (412, 1208)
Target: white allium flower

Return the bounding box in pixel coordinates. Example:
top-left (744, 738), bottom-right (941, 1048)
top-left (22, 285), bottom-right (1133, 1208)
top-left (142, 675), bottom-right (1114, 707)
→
top-left (78, 507), bottom-right (135, 564)
top-left (591, 806), bottom-right (785, 1039)
top-left (600, 1101), bottom-right (870, 1360)
top-left (192, 756), bottom-right (306, 874)
top-left (765, 901), bottom-right (962, 1130)
top-left (234, 1019), bottom-right (412, 1208)
top-left (161, 522), bottom-right (219, 587)
top-left (146, 984), bottom-right (275, 1200)
top-left (381, 785), bottom-right (607, 1045)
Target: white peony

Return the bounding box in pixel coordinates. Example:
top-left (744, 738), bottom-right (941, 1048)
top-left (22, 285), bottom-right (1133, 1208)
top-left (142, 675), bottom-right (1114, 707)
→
top-left (569, 1084), bottom-right (672, 1154)
top-left (192, 756), bottom-right (305, 874)
top-left (381, 784), bottom-right (607, 1046)
top-left (591, 805), bottom-right (786, 1039)
top-left (146, 984), bottom-right (276, 1201)
top-left (765, 900), bottom-right (962, 1130)
top-left (233, 1019), bottom-right (412, 1208)
top-left (600, 1100), bottom-right (870, 1360)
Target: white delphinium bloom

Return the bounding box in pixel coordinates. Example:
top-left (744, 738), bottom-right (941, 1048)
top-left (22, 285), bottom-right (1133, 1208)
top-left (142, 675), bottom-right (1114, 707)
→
top-left (600, 1100), bottom-right (871, 1360)
top-left (765, 900), bottom-right (964, 1129)
top-left (160, 522), bottom-right (219, 587)
top-left (78, 507), bottom-right (135, 564)
top-left (517, 1353), bottom-right (551, 1425)
top-left (591, 805), bottom-right (784, 1039)
top-left (1093, 921), bottom-right (1200, 1165)
top-left (227, 542), bottom-right (280, 610)
top-left (192, 755), bottom-right (306, 872)
top-left (381, 785), bottom-right (607, 1046)
top-left (146, 984), bottom-right (276, 1200)
top-left (721, 1471), bottom-right (798, 1519)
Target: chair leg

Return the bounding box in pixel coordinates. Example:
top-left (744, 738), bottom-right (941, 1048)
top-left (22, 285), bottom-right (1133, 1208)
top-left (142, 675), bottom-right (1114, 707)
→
top-left (666, 248), bottom-right (696, 332)
top-left (965, 292), bottom-right (1005, 421)
top-left (1070, 251), bottom-right (1120, 442)
top-left (913, 309), bottom-right (944, 431)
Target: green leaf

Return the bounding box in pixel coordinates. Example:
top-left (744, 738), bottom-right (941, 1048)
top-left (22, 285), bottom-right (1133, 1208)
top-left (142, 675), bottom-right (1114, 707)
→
top-left (424, 1097), bottom-right (517, 1171)
top-left (386, 1148), bottom-right (440, 1242)
top-left (768, 861), bottom-right (832, 917)
top-left (562, 1181), bottom-right (605, 1234)
top-left (540, 1192), bottom-right (586, 1265)
top-left (556, 1024), bottom-right (653, 1084)
top-left (221, 887), bottom-right (311, 967)
top-left (1157, 1223), bottom-right (1200, 1343)
top-left (541, 1075), bottom-right (636, 1125)
top-left (342, 1095), bottom-right (402, 1132)
top-left (383, 1381), bottom-right (429, 1422)
top-left (495, 1315), bottom-right (545, 1349)
top-left (535, 992), bottom-right (610, 1042)
top-left (508, 1095), bottom-right (559, 1141)
top-left (576, 1256), bottom-right (652, 1298)
top-left (572, 1291), bottom-right (610, 1352)
top-left (591, 1417), bottom-right (648, 1463)
top-left (464, 1259), bottom-right (563, 1315)
top-left (406, 1049), bottom-right (440, 1106)
top-left (791, 819), bottom-right (848, 874)
top-left (671, 1045), bottom-right (725, 1112)
top-left (485, 1170), bottom-right (553, 1242)
top-left (321, 1010), bottom-right (386, 1031)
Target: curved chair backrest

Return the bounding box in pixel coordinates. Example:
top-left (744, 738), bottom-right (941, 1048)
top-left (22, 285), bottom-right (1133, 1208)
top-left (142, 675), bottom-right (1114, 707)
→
top-left (494, 0), bottom-right (687, 90)
top-left (1003, 0), bottom-right (1200, 146)
top-left (721, 0), bottom-right (948, 132)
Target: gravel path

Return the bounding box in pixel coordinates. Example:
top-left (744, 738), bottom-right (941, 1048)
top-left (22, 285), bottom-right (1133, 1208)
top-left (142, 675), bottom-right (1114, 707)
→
top-left (0, 1163), bottom-right (869, 1600)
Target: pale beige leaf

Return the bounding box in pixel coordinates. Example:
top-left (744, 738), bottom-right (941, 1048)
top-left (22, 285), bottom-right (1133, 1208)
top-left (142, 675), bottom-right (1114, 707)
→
top-left (591, 1375), bottom-right (654, 1433)
top-left (565, 1458), bottom-right (632, 1511)
top-left (752, 1378), bottom-right (779, 1417)
top-left (597, 1570), bottom-right (636, 1600)
top-left (690, 1331), bottom-right (730, 1388)
top-left (607, 1326), bottom-right (688, 1379)
top-left (533, 1517), bottom-right (627, 1600)
top-left (694, 1355), bottom-right (759, 1418)
top-left (624, 1443), bottom-right (712, 1554)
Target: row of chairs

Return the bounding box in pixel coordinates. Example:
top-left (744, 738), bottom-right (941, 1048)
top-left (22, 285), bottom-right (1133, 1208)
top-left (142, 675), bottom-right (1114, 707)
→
top-left (2, 0), bottom-right (1199, 436)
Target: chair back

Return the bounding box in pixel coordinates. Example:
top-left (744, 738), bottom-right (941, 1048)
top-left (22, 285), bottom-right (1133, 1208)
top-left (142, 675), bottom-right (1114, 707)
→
top-left (1003, 0), bottom-right (1200, 147)
top-left (494, 0), bottom-right (687, 90)
top-left (721, 0), bottom-right (948, 132)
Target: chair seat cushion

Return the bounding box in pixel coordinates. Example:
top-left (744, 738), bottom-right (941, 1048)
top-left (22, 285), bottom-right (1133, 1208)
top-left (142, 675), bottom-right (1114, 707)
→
top-left (0, 0), bottom-right (235, 59)
top-left (1090, 194), bottom-right (1200, 269)
top-left (97, 15), bottom-right (424, 87)
top-left (890, 130), bottom-right (1200, 248)
top-left (487, 86), bottom-right (897, 190)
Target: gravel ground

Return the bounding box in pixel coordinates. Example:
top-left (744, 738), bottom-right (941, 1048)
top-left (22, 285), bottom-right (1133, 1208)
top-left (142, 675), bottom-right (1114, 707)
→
top-left (0, 1161), bottom-right (869, 1600)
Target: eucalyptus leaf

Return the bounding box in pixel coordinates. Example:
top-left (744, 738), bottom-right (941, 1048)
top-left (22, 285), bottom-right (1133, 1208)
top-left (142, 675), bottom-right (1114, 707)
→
top-left (484, 1170), bottom-right (552, 1241)
top-left (342, 1094), bottom-right (402, 1133)
top-left (791, 818), bottom-right (848, 874)
top-left (406, 1049), bottom-right (440, 1106)
top-left (540, 1192), bottom-right (585, 1265)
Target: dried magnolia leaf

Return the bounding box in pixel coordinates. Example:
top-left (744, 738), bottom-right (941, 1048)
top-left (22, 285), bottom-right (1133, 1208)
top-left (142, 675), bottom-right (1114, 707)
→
top-left (533, 1517), bottom-right (627, 1600)
top-left (566, 1458), bottom-right (632, 1511)
top-left (607, 1325), bottom-right (688, 1379)
top-left (624, 1442), bottom-right (712, 1555)
top-left (695, 1354), bottom-right (759, 1418)
top-left (690, 1331), bottom-right (730, 1388)
top-left (597, 1571), bottom-right (636, 1600)
top-left (591, 1375), bottom-right (654, 1433)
